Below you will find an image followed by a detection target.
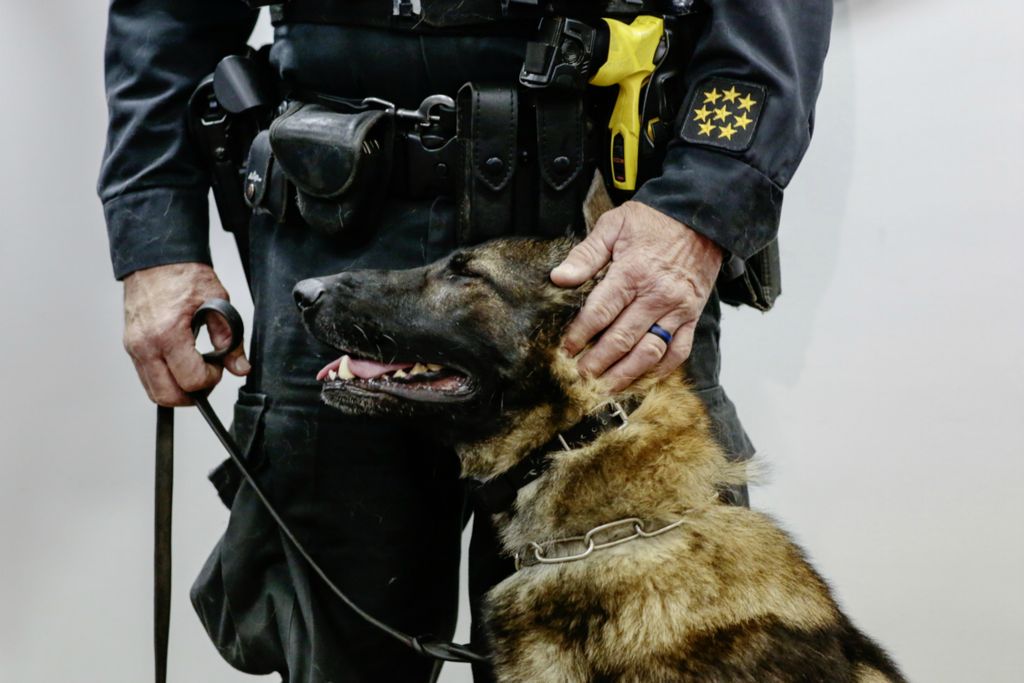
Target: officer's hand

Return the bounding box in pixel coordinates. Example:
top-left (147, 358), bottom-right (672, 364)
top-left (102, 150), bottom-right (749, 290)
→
top-left (551, 201), bottom-right (722, 393)
top-left (122, 263), bottom-right (250, 407)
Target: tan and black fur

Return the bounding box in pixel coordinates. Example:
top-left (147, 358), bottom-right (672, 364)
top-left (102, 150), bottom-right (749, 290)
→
top-left (296, 188), bottom-right (905, 682)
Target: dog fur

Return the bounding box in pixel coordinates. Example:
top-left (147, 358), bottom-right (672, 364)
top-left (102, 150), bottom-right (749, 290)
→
top-left (297, 189), bottom-right (905, 681)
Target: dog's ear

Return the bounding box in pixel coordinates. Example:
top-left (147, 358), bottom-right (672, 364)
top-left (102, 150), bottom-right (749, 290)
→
top-left (582, 170), bottom-right (615, 234)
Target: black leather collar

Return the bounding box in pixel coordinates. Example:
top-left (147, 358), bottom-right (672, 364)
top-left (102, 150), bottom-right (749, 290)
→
top-left (468, 399), bottom-right (638, 515)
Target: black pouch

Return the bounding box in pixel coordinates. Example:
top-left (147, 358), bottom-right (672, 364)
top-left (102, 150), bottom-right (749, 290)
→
top-left (534, 93), bottom-right (589, 237)
top-left (718, 239), bottom-right (782, 312)
top-left (455, 83), bottom-right (519, 245)
top-left (268, 102), bottom-right (394, 238)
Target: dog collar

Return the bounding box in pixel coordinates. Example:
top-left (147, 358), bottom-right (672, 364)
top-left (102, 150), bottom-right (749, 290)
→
top-left (513, 514), bottom-right (695, 571)
top-left (468, 399), bottom-right (637, 516)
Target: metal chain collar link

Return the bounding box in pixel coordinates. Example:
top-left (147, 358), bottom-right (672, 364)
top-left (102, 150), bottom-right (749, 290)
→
top-left (515, 513), bottom-right (697, 571)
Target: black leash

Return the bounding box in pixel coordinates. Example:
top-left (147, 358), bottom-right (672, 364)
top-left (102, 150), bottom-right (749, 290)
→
top-left (153, 300), bottom-right (485, 683)
top-left (154, 405), bottom-right (173, 683)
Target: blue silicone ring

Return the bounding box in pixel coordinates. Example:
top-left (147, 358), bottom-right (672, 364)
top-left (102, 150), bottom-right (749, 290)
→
top-left (648, 324), bottom-right (673, 345)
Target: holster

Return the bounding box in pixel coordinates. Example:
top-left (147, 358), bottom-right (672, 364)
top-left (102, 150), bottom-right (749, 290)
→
top-left (261, 102), bottom-right (395, 239)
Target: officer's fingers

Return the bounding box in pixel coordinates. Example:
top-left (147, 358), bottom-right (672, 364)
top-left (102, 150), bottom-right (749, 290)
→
top-left (550, 209), bottom-right (626, 287)
top-left (576, 296), bottom-right (681, 379)
top-left (651, 319), bottom-right (698, 378)
top-left (562, 271), bottom-right (636, 356)
top-left (205, 313), bottom-right (251, 377)
top-left (221, 347), bottom-right (251, 377)
top-left (599, 313), bottom-right (690, 393)
top-left (133, 356), bottom-right (192, 407)
top-left (163, 330), bottom-right (222, 395)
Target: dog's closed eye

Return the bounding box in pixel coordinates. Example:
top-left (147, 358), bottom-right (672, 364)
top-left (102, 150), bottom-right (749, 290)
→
top-left (446, 253), bottom-right (487, 281)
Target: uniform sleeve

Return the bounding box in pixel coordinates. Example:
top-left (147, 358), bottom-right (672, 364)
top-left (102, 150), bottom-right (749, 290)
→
top-left (632, 1), bottom-right (833, 260)
top-left (98, 0), bottom-right (258, 280)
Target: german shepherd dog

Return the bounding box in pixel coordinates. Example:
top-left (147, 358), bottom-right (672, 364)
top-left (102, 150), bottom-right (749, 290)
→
top-left (294, 200), bottom-right (905, 682)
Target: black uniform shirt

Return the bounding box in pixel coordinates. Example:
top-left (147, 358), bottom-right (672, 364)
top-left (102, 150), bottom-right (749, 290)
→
top-left (98, 0), bottom-right (832, 280)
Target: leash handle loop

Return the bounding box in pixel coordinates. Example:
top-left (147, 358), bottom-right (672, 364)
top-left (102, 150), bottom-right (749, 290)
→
top-left (190, 298), bottom-right (245, 364)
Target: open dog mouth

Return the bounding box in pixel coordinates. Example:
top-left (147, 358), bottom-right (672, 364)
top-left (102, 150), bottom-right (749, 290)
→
top-left (316, 354), bottom-right (477, 403)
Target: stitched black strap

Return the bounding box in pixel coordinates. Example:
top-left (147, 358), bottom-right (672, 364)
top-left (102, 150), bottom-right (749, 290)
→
top-left (469, 399), bottom-right (638, 515)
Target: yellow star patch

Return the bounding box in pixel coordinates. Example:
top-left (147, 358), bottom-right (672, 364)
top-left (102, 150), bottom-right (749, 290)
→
top-left (681, 79), bottom-right (766, 152)
top-left (693, 106), bottom-right (712, 122)
top-left (733, 112), bottom-right (754, 130)
top-left (737, 94), bottom-right (758, 112)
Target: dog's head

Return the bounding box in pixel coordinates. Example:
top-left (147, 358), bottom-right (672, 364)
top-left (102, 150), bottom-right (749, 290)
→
top-left (295, 236), bottom-right (592, 438)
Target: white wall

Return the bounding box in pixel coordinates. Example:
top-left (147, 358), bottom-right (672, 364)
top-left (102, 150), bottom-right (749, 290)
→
top-left (0, 1), bottom-right (1020, 682)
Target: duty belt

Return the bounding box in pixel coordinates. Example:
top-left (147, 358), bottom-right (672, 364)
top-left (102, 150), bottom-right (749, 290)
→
top-left (259, 0), bottom-right (701, 32)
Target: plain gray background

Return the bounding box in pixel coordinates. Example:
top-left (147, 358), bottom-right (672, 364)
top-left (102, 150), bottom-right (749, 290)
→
top-left (1, 1), bottom-right (1021, 681)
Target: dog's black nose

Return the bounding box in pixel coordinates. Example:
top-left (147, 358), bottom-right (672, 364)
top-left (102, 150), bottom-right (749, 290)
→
top-left (293, 279), bottom-right (325, 311)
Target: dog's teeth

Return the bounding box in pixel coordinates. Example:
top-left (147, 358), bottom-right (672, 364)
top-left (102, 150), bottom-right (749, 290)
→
top-left (410, 363), bottom-right (428, 376)
top-left (393, 369), bottom-right (408, 379)
top-left (337, 355), bottom-right (355, 380)
top-left (426, 363), bottom-right (443, 372)
top-left (328, 369), bottom-right (338, 381)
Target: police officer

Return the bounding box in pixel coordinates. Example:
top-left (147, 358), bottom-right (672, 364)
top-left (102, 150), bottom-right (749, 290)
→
top-left (100, 1), bottom-right (832, 681)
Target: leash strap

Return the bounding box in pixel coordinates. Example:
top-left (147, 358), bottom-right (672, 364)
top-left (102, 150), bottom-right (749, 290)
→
top-left (152, 300), bottom-right (485, 683)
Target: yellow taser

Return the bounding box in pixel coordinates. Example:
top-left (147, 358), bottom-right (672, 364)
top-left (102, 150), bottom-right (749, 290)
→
top-left (589, 16), bottom-right (665, 191)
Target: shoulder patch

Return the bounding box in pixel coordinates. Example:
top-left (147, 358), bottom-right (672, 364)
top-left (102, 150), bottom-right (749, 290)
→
top-left (679, 78), bottom-right (767, 153)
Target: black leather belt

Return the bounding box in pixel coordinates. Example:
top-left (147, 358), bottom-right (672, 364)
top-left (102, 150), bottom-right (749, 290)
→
top-left (266, 0), bottom-right (685, 33)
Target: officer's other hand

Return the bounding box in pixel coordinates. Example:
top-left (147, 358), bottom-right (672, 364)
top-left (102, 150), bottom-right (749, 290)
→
top-left (122, 263), bottom-right (250, 407)
top-left (550, 201), bottom-right (722, 393)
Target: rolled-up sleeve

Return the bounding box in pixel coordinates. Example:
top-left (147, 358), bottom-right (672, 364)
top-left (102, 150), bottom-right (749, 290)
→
top-left (98, 0), bottom-right (257, 279)
top-left (633, 1), bottom-right (833, 259)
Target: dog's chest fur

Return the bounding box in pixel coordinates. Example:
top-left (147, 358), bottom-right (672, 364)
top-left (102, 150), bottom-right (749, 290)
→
top-left (468, 377), bottom-right (903, 683)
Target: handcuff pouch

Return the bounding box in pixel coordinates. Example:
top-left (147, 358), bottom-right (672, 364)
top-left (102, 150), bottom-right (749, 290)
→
top-left (456, 83), bottom-right (519, 245)
top-left (269, 102), bottom-right (394, 238)
top-left (534, 93), bottom-right (588, 237)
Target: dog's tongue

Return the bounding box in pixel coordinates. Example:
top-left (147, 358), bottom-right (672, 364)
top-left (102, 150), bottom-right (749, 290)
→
top-left (316, 355), bottom-right (414, 381)
top-left (348, 357), bottom-right (413, 378)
